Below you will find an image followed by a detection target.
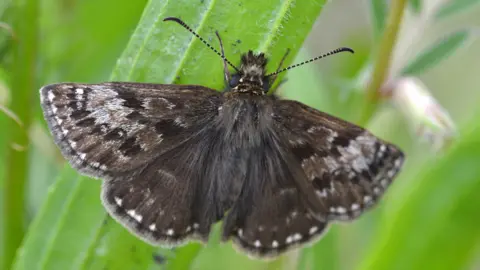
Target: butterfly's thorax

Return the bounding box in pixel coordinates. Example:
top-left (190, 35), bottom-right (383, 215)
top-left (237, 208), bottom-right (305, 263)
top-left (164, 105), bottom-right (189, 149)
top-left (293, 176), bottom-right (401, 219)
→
top-left (230, 83), bottom-right (265, 96)
top-left (219, 90), bottom-right (275, 147)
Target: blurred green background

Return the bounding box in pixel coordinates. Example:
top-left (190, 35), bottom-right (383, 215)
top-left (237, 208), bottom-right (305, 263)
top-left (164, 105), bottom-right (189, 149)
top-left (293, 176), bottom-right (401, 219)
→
top-left (1, 0), bottom-right (480, 269)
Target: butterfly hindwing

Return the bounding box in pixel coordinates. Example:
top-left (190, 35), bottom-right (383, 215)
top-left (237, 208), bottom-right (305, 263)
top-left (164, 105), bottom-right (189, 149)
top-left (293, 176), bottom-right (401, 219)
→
top-left (220, 129), bottom-right (328, 257)
top-left (223, 185), bottom-right (328, 257)
top-left (102, 133), bottom-right (224, 245)
top-left (274, 99), bottom-right (405, 221)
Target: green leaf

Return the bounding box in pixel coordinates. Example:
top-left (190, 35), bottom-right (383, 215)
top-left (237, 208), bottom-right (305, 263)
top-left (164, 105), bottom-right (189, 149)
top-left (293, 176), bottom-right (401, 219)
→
top-left (12, 167), bottom-right (106, 270)
top-left (409, 0), bottom-right (422, 13)
top-left (79, 218), bottom-right (165, 270)
top-left (297, 227), bottom-right (340, 270)
top-left (27, 0), bottom-right (147, 222)
top-left (369, 0), bottom-right (388, 40)
top-left (113, 0), bottom-right (327, 92)
top-left (164, 243), bottom-right (203, 270)
top-left (358, 116), bottom-right (480, 270)
top-left (2, 0), bottom-right (38, 268)
top-left (435, 0), bottom-right (480, 19)
top-left (39, 0), bottom-right (148, 83)
top-left (278, 49), bottom-right (330, 111)
top-left (401, 30), bottom-right (468, 76)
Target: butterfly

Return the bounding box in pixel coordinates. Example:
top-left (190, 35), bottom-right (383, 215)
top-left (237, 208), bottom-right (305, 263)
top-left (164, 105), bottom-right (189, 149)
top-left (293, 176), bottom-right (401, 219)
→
top-left (39, 17), bottom-right (404, 258)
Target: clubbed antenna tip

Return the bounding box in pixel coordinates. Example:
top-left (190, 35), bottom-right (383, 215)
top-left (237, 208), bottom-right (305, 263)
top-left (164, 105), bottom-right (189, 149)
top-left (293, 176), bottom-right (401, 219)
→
top-left (266, 47), bottom-right (355, 77)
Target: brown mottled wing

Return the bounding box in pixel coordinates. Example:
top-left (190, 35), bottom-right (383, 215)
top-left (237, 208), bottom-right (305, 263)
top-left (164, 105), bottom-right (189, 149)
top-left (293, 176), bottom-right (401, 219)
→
top-left (273, 99), bottom-right (404, 221)
top-left (40, 82), bottom-right (221, 178)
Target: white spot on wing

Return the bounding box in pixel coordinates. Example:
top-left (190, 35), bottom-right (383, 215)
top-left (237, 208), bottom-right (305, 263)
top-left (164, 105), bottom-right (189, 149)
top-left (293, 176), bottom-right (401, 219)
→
top-left (316, 189), bottom-right (328, 198)
top-left (48, 91), bottom-right (55, 102)
top-left (145, 198), bottom-right (155, 206)
top-left (364, 196), bottom-right (372, 204)
top-left (380, 144), bottom-right (386, 152)
top-left (381, 179), bottom-right (389, 187)
top-left (68, 140), bottom-right (77, 148)
top-left (322, 156), bottom-right (339, 171)
top-left (166, 228), bottom-right (174, 236)
top-left (254, 240), bottom-right (261, 247)
top-left (126, 209), bottom-right (143, 222)
top-left (309, 226), bottom-right (318, 235)
top-left (293, 233), bottom-right (302, 241)
top-left (75, 88), bottom-right (84, 95)
top-left (114, 196), bottom-right (123, 206)
top-left (174, 117), bottom-right (187, 127)
top-left (286, 235), bottom-right (293, 244)
top-left (351, 203), bottom-right (360, 211)
top-left (54, 116), bottom-right (62, 125)
top-left (327, 131), bottom-right (338, 143)
top-left (272, 240), bottom-right (279, 248)
top-left (149, 223), bottom-right (156, 231)
top-left (394, 158), bottom-right (403, 168)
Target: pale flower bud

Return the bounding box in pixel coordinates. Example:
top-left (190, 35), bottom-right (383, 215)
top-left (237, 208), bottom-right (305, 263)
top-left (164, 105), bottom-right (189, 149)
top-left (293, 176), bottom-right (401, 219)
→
top-left (388, 77), bottom-right (456, 151)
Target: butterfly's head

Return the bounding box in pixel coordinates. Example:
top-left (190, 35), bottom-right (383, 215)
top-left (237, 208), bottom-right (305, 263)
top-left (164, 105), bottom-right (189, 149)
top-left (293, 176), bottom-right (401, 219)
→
top-left (229, 51), bottom-right (270, 92)
top-left (162, 17), bottom-right (354, 95)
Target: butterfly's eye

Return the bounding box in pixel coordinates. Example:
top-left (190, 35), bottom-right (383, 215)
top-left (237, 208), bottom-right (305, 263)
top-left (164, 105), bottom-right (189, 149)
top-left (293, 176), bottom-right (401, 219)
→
top-left (229, 73), bottom-right (241, 89)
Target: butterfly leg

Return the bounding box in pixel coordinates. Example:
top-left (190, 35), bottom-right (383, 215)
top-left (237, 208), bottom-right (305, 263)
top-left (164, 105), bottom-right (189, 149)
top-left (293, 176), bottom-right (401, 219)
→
top-left (215, 31), bottom-right (231, 85)
top-left (268, 49), bottom-right (291, 88)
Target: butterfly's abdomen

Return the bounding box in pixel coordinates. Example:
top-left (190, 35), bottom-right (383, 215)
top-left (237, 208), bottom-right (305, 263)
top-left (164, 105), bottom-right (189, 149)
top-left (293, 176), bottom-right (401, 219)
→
top-left (208, 95), bottom-right (276, 214)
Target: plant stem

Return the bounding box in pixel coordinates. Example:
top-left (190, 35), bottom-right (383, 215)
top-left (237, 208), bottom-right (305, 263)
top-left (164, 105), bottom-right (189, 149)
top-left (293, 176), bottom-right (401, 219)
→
top-left (2, 0), bottom-right (38, 268)
top-left (357, 0), bottom-right (408, 126)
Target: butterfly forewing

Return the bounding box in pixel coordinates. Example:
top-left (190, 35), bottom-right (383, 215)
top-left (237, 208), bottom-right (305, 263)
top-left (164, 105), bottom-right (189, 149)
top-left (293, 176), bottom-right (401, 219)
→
top-left (40, 82), bottom-right (221, 178)
top-left (274, 99), bottom-right (404, 221)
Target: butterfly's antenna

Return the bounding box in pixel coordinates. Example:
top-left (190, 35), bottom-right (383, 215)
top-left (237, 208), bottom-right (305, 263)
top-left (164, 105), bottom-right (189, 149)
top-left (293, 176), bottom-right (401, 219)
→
top-left (266, 47), bottom-right (354, 77)
top-left (163, 17), bottom-right (240, 72)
